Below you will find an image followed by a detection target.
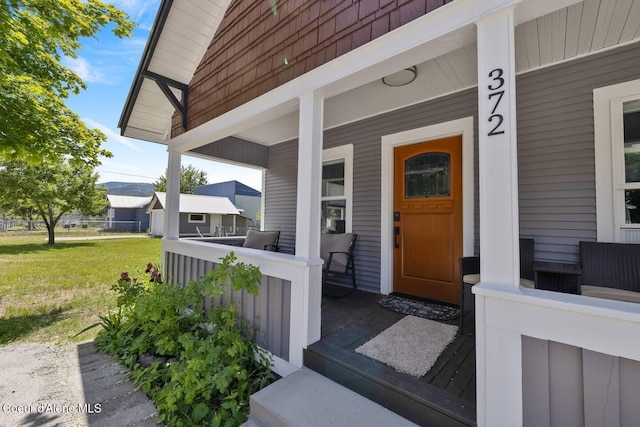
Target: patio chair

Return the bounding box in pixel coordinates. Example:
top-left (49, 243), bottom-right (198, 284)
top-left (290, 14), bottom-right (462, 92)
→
top-left (459, 238), bottom-right (535, 334)
top-left (242, 230), bottom-right (280, 251)
top-left (321, 233), bottom-right (357, 298)
top-left (579, 241), bottom-right (640, 303)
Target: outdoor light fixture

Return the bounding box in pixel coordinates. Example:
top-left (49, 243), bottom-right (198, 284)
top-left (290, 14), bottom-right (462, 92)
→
top-left (382, 66), bottom-right (417, 87)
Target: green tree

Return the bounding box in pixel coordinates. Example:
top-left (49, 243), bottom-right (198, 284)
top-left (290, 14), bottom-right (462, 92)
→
top-left (0, 158), bottom-right (108, 244)
top-left (0, 1), bottom-right (134, 165)
top-left (154, 165), bottom-right (208, 194)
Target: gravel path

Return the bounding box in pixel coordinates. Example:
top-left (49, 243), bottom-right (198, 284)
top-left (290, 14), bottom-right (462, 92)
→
top-left (0, 342), bottom-right (159, 427)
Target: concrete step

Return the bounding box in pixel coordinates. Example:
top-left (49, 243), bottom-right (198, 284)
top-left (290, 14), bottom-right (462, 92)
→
top-left (243, 368), bottom-right (418, 427)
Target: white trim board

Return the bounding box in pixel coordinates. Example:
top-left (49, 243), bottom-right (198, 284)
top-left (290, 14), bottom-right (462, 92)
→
top-left (380, 116), bottom-right (475, 295)
top-left (323, 144), bottom-right (354, 233)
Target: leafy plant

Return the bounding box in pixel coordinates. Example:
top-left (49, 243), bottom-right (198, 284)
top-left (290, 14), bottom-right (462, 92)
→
top-left (93, 253), bottom-right (274, 426)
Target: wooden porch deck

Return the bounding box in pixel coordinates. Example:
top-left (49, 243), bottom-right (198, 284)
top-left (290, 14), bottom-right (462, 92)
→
top-left (304, 290), bottom-right (476, 427)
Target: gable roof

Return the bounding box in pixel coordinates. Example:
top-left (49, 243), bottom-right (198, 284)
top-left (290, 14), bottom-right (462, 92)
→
top-left (107, 195), bottom-right (153, 209)
top-left (149, 192), bottom-right (241, 215)
top-left (118, 0), bottom-right (233, 143)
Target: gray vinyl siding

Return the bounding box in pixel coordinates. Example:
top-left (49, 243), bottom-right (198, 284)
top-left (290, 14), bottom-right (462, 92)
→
top-left (517, 42), bottom-right (640, 262)
top-left (164, 251), bottom-right (291, 361)
top-left (190, 136), bottom-right (269, 168)
top-left (178, 212), bottom-right (209, 236)
top-left (522, 336), bottom-right (640, 426)
top-left (264, 141), bottom-right (298, 253)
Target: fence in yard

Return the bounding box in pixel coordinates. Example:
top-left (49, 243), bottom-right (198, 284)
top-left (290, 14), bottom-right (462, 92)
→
top-left (0, 220), bottom-right (17, 232)
top-left (0, 218), bottom-right (147, 234)
top-left (59, 219), bottom-right (146, 233)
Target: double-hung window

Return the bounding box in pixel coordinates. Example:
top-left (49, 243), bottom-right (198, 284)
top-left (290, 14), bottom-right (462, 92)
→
top-left (595, 79), bottom-right (640, 242)
top-left (620, 100), bottom-right (640, 225)
top-left (321, 145), bottom-right (353, 234)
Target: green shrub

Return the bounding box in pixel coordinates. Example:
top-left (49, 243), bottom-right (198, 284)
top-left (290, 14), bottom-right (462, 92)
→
top-left (94, 253), bottom-right (274, 426)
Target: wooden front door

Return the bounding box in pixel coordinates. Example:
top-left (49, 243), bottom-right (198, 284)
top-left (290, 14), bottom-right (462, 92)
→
top-left (393, 136), bottom-right (462, 304)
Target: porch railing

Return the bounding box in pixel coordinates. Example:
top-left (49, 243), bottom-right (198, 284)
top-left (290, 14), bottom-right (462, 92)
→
top-left (474, 283), bottom-right (640, 426)
top-left (162, 238), bottom-right (322, 377)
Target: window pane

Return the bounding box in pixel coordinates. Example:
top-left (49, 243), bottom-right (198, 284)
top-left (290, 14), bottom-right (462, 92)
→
top-left (404, 152), bottom-right (450, 198)
top-left (322, 200), bottom-right (346, 233)
top-left (322, 160), bottom-right (345, 197)
top-left (624, 100), bottom-right (640, 183)
top-left (625, 189), bottom-right (640, 224)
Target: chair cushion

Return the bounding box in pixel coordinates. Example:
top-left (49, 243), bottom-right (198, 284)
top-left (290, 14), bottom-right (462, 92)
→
top-left (462, 274), bottom-right (480, 285)
top-left (243, 230), bottom-right (278, 250)
top-left (520, 278), bottom-right (535, 289)
top-left (321, 233), bottom-right (353, 271)
top-left (581, 285), bottom-right (640, 304)
top-left (463, 274), bottom-right (535, 289)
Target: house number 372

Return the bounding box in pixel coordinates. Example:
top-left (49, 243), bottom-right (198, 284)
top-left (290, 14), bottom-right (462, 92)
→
top-left (487, 68), bottom-right (505, 136)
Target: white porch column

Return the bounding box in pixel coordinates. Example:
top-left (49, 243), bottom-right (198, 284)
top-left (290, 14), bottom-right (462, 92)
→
top-left (296, 92), bottom-right (323, 259)
top-left (292, 91), bottom-right (323, 351)
top-left (164, 149), bottom-right (181, 240)
top-left (477, 8), bottom-right (520, 285)
top-left (475, 7), bottom-right (523, 427)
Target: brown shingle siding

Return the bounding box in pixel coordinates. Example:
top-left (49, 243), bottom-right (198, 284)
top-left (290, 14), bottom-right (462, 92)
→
top-left (352, 23), bottom-right (372, 49)
top-left (335, 3), bottom-right (359, 32)
top-left (371, 14), bottom-right (389, 38)
top-left (172, 0), bottom-right (449, 137)
top-left (359, 0), bottom-right (380, 19)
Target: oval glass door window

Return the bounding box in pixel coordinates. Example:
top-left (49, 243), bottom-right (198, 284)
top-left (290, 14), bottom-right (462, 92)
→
top-left (404, 152), bottom-right (450, 198)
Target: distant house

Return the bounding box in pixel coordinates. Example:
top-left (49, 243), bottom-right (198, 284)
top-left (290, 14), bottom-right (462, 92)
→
top-left (147, 192), bottom-right (242, 237)
top-left (195, 180), bottom-right (261, 229)
top-left (106, 195), bottom-right (152, 233)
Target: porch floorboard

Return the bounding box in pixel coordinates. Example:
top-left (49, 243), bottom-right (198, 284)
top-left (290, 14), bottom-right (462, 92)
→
top-left (304, 289), bottom-right (476, 427)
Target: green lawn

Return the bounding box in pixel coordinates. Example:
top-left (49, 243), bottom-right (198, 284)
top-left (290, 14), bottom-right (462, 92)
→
top-left (0, 232), bottom-right (162, 345)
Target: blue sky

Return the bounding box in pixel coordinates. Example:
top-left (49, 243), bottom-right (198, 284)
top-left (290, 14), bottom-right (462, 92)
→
top-left (64, 0), bottom-right (263, 191)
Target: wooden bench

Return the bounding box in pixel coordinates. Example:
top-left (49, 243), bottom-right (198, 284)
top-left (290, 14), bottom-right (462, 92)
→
top-left (579, 241), bottom-right (640, 303)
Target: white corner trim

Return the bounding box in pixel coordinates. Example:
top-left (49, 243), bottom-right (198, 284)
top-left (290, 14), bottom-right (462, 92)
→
top-left (267, 354), bottom-right (299, 378)
top-left (380, 116), bottom-right (475, 295)
top-left (260, 169), bottom-right (267, 231)
top-left (594, 79), bottom-right (640, 243)
top-left (322, 144), bottom-right (354, 233)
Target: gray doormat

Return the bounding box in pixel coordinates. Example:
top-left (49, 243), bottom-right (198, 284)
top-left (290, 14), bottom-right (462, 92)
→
top-left (378, 295), bottom-right (460, 321)
top-left (356, 315), bottom-right (458, 377)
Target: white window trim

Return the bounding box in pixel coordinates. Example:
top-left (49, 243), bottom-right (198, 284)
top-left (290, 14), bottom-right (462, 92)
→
top-left (322, 144), bottom-right (353, 233)
top-left (188, 213), bottom-right (206, 224)
top-left (380, 117), bottom-right (475, 295)
top-left (594, 79), bottom-right (640, 242)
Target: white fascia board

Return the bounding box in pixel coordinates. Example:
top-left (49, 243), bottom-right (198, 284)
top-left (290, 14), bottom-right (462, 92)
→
top-left (123, 127), bottom-right (166, 144)
top-left (171, 0), bottom-right (537, 153)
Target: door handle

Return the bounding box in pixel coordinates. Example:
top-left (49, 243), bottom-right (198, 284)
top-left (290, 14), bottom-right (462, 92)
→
top-left (394, 226), bottom-right (400, 249)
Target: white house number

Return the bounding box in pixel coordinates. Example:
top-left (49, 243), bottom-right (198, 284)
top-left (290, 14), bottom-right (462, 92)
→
top-left (487, 68), bottom-right (505, 136)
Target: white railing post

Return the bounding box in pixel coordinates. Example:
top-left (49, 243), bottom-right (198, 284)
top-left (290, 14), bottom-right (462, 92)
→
top-left (164, 149), bottom-right (181, 240)
top-left (475, 7), bottom-right (523, 426)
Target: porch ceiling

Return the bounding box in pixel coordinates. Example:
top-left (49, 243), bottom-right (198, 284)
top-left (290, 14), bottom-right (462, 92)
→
top-left (120, 0), bottom-right (640, 149)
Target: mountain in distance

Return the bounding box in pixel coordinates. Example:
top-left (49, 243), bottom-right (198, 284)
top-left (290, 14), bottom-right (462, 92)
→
top-left (101, 182), bottom-right (155, 197)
